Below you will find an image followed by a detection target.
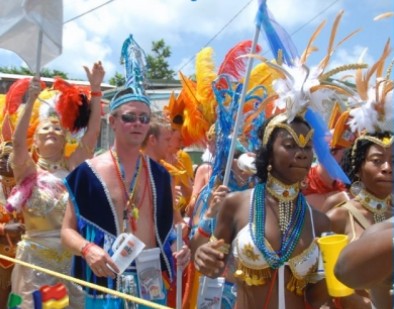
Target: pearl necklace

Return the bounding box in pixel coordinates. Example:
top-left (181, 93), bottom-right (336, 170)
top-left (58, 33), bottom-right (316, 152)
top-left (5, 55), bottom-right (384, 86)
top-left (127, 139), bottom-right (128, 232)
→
top-left (266, 174), bottom-right (300, 233)
top-left (355, 188), bottom-right (391, 223)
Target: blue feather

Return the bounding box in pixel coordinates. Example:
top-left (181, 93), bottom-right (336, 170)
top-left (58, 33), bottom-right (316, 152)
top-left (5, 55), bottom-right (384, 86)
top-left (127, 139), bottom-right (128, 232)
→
top-left (256, 0), bottom-right (298, 66)
top-left (305, 108), bottom-right (350, 184)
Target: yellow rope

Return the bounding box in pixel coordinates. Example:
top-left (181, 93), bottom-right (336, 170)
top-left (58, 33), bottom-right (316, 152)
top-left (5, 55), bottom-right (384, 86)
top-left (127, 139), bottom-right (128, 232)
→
top-left (0, 254), bottom-right (171, 309)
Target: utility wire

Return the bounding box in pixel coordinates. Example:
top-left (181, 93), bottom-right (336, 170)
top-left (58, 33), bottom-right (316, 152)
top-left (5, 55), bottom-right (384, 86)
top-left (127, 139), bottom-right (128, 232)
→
top-left (178, 0), bottom-right (343, 72)
top-left (177, 0), bottom-right (254, 72)
top-left (64, 0), bottom-right (116, 24)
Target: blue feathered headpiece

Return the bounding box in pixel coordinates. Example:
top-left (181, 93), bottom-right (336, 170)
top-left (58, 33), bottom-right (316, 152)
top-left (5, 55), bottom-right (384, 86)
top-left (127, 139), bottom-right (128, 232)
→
top-left (110, 34), bottom-right (150, 112)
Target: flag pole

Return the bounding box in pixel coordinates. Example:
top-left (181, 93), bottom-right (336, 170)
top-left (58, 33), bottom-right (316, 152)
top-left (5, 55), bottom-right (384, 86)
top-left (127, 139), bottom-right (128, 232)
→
top-left (176, 224), bottom-right (183, 309)
top-left (222, 26), bottom-right (260, 186)
top-left (35, 28), bottom-right (43, 76)
top-left (0, 254), bottom-right (170, 309)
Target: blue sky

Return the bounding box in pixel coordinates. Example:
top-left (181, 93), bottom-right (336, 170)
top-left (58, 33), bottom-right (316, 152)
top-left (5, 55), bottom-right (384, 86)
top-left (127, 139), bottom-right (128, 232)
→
top-left (0, 0), bottom-right (392, 82)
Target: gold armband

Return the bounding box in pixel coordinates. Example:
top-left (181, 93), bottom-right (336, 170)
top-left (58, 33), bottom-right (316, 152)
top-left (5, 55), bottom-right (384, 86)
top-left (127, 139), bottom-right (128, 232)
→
top-left (209, 235), bottom-right (230, 255)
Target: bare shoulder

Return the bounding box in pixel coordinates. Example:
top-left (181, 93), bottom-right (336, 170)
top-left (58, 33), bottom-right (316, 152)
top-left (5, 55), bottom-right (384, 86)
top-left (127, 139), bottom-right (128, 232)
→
top-left (222, 189), bottom-right (251, 214)
top-left (326, 200), bottom-right (353, 234)
top-left (322, 191), bottom-right (349, 213)
top-left (88, 152), bottom-right (114, 175)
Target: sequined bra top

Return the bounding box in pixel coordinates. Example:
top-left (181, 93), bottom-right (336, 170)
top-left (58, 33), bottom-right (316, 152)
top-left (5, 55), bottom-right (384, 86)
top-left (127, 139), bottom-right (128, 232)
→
top-left (232, 203), bottom-right (319, 295)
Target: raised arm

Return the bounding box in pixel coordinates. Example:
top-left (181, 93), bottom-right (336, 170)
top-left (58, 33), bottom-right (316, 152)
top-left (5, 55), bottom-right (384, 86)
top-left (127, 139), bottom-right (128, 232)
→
top-left (11, 78), bottom-right (40, 183)
top-left (67, 61), bottom-right (105, 170)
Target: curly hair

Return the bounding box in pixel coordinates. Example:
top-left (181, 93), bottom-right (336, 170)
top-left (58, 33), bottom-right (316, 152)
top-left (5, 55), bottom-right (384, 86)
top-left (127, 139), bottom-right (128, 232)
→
top-left (255, 115), bottom-right (311, 183)
top-left (341, 131), bottom-right (393, 184)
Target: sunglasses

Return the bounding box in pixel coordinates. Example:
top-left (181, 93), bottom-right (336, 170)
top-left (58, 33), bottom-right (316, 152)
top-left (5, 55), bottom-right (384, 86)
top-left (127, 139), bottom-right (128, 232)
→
top-left (118, 113), bottom-right (151, 124)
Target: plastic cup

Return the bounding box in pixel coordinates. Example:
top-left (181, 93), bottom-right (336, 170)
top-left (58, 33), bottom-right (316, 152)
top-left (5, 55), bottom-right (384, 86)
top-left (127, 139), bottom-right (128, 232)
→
top-left (110, 233), bottom-right (145, 274)
top-left (317, 234), bottom-right (354, 297)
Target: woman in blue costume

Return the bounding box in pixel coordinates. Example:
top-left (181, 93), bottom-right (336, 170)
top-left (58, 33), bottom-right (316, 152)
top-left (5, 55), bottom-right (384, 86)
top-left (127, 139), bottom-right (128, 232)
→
top-left (6, 61), bottom-right (105, 309)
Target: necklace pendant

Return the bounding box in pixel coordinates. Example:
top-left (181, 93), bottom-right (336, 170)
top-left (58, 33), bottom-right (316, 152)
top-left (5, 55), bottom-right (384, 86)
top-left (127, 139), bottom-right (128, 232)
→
top-left (131, 207), bottom-right (139, 220)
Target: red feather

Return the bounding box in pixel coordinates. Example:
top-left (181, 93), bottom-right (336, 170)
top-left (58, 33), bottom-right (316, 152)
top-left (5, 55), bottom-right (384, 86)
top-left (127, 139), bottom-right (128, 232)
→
top-left (4, 78), bottom-right (46, 115)
top-left (53, 78), bottom-right (83, 132)
top-left (1, 114), bottom-right (14, 142)
top-left (217, 40), bottom-right (262, 82)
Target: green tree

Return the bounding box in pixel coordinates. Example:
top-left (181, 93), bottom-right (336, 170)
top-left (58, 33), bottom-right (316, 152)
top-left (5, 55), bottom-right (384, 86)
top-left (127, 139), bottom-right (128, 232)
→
top-left (146, 39), bottom-right (175, 80)
top-left (108, 72), bottom-right (125, 87)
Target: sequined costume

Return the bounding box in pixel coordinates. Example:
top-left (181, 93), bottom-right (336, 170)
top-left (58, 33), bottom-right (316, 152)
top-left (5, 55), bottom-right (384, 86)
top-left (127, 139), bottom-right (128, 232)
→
top-left (64, 158), bottom-right (175, 308)
top-left (232, 187), bottom-right (319, 308)
top-left (0, 178), bottom-right (23, 290)
top-left (6, 169), bottom-right (84, 309)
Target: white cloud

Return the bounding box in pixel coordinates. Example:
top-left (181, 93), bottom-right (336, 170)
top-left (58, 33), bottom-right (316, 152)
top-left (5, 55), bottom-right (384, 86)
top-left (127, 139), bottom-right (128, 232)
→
top-left (0, 0), bottom-right (391, 83)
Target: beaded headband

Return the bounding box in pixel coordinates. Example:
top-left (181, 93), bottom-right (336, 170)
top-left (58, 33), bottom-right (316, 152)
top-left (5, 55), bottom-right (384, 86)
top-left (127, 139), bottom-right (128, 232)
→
top-left (109, 91), bottom-right (151, 112)
top-left (262, 113), bottom-right (314, 148)
top-left (350, 133), bottom-right (394, 171)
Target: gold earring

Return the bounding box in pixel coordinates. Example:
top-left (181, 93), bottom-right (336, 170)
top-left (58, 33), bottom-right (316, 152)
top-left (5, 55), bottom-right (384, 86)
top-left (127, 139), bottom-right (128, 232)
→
top-left (267, 164), bottom-right (272, 172)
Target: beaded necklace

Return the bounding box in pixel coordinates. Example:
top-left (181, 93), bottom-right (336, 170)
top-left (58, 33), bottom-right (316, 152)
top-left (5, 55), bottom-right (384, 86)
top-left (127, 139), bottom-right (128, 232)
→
top-left (355, 188), bottom-right (390, 223)
top-left (266, 174), bottom-right (300, 233)
top-left (249, 183), bottom-right (306, 269)
top-left (110, 149), bottom-right (142, 233)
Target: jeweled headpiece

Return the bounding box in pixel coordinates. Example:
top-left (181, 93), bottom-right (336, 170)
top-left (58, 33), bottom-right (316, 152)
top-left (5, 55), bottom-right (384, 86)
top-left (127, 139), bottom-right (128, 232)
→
top-left (110, 35), bottom-right (150, 112)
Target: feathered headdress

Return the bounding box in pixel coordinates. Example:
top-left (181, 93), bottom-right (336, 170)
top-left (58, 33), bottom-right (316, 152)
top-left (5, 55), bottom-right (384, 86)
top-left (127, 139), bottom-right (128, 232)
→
top-left (347, 40), bottom-right (393, 134)
top-left (1, 78), bottom-right (46, 149)
top-left (251, 9), bottom-right (365, 184)
top-left (164, 40), bottom-right (264, 147)
top-left (109, 34), bottom-right (150, 111)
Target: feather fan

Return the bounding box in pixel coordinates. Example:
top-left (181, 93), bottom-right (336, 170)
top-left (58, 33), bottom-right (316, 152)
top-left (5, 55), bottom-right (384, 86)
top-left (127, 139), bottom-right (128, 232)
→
top-left (195, 47), bottom-right (217, 125)
top-left (53, 78), bottom-right (90, 133)
top-left (5, 78), bottom-right (46, 116)
top-left (218, 40), bottom-right (262, 83)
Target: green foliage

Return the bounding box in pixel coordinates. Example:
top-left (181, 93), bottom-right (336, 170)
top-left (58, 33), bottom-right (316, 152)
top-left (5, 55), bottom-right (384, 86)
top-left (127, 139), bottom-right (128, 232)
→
top-left (0, 66), bottom-right (68, 78)
top-left (108, 72), bottom-right (125, 86)
top-left (146, 39), bottom-right (175, 80)
top-left (108, 39), bottom-right (175, 83)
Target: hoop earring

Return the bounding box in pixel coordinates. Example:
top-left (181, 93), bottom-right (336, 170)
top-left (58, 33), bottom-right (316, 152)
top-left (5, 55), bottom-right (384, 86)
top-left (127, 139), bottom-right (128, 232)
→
top-left (350, 181), bottom-right (364, 196)
top-left (300, 178), bottom-right (309, 190)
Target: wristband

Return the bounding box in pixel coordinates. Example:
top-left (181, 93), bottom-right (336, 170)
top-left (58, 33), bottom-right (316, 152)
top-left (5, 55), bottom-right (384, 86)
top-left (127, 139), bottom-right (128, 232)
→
top-left (197, 227), bottom-right (211, 238)
top-left (81, 242), bottom-right (96, 258)
top-left (90, 91), bottom-right (102, 97)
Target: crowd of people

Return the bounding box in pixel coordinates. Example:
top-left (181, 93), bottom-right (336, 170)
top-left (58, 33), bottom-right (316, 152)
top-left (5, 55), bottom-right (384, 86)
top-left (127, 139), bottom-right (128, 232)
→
top-left (0, 10), bottom-right (393, 309)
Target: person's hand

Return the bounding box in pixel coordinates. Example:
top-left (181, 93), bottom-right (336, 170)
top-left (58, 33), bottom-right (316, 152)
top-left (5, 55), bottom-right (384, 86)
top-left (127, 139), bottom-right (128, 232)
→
top-left (205, 185), bottom-right (229, 218)
top-left (174, 185), bottom-right (183, 207)
top-left (84, 244), bottom-right (118, 278)
top-left (83, 61), bottom-right (105, 91)
top-left (4, 222), bottom-right (25, 237)
top-left (28, 77), bottom-right (42, 102)
top-left (173, 244), bottom-right (191, 269)
top-left (194, 239), bottom-right (226, 278)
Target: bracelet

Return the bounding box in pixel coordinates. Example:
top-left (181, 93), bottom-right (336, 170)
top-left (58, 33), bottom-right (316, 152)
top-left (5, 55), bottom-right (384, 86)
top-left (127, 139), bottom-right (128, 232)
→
top-left (197, 227), bottom-right (210, 238)
top-left (90, 91), bottom-right (102, 97)
top-left (81, 242), bottom-right (96, 258)
top-left (0, 223), bottom-right (5, 236)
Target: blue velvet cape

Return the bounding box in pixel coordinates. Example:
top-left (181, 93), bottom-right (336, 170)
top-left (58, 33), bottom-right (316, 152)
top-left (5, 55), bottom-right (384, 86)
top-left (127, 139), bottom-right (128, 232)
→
top-left (64, 157), bottom-right (175, 295)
